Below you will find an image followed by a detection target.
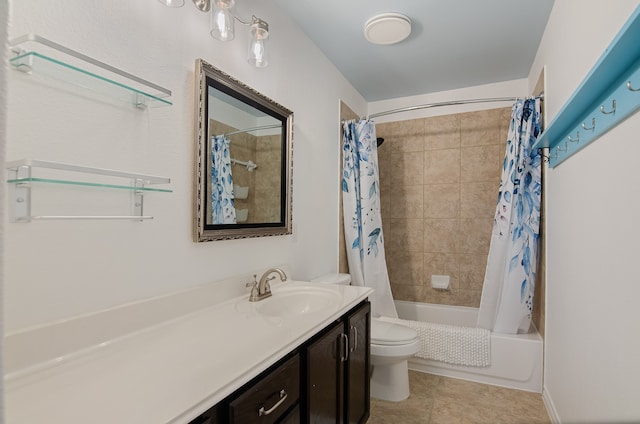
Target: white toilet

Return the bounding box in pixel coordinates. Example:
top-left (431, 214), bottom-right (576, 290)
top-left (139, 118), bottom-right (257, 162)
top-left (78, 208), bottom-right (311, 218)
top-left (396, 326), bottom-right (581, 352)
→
top-left (311, 273), bottom-right (420, 402)
top-left (369, 318), bottom-right (419, 401)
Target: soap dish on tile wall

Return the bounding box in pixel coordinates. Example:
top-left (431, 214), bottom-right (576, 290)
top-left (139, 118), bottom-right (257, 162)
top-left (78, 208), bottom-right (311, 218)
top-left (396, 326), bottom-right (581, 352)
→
top-left (234, 184), bottom-right (249, 199)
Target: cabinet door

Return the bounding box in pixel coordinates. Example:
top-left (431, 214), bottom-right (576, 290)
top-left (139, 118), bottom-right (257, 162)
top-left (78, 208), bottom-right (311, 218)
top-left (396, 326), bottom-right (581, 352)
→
top-left (306, 321), bottom-right (345, 424)
top-left (345, 301), bottom-right (371, 424)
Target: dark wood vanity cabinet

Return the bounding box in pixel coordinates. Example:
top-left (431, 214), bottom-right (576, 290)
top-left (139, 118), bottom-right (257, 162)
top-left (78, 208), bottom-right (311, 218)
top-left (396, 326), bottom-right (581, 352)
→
top-left (305, 301), bottom-right (370, 424)
top-left (306, 321), bottom-right (345, 422)
top-left (345, 302), bottom-right (371, 424)
top-left (229, 354), bottom-right (301, 423)
top-left (190, 300), bottom-right (370, 424)
top-left (191, 354), bottom-right (301, 424)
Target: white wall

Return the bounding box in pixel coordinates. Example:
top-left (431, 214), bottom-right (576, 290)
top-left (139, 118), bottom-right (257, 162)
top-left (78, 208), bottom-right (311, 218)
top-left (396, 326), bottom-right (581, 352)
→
top-left (528, 1), bottom-right (640, 422)
top-left (1, 1), bottom-right (8, 422)
top-left (5, 0), bottom-right (366, 331)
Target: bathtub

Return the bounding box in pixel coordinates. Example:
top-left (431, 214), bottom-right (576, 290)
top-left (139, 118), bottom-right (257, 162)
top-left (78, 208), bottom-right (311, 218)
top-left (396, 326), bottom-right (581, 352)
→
top-left (395, 300), bottom-right (543, 393)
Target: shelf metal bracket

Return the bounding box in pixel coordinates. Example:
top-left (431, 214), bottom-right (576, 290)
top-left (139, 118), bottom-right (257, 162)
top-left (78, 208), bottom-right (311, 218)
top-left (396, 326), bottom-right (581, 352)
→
top-left (133, 179), bottom-right (145, 221)
top-left (8, 165), bottom-right (32, 222)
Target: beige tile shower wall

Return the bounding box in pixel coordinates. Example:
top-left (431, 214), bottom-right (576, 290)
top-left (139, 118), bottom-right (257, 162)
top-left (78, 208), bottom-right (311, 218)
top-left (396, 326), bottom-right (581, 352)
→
top-left (231, 132), bottom-right (257, 221)
top-left (254, 134), bottom-right (282, 223)
top-left (377, 107), bottom-right (511, 307)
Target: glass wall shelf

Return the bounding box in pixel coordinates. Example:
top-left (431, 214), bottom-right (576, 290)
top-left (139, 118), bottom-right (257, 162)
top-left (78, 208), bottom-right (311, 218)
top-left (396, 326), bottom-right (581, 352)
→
top-left (9, 34), bottom-right (172, 109)
top-left (6, 177), bottom-right (173, 193)
top-left (6, 159), bottom-right (172, 222)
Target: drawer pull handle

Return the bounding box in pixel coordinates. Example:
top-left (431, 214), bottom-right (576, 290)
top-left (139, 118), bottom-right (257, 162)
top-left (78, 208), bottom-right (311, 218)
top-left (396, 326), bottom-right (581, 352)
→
top-left (340, 333), bottom-right (349, 362)
top-left (258, 389), bottom-right (288, 416)
top-left (350, 326), bottom-right (358, 353)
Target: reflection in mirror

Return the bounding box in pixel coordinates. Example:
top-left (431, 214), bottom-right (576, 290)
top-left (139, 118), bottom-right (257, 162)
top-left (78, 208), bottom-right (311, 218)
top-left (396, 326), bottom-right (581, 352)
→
top-left (195, 59), bottom-right (293, 241)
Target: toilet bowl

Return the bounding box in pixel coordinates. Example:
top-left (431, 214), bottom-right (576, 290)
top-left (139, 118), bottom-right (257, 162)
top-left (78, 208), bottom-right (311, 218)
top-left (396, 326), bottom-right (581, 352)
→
top-left (370, 318), bottom-right (419, 402)
top-left (311, 273), bottom-right (420, 402)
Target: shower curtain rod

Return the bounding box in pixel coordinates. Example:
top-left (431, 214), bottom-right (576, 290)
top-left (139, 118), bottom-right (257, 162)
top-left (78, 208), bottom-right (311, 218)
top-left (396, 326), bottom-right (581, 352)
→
top-left (213, 123), bottom-right (281, 138)
top-left (348, 94), bottom-right (544, 122)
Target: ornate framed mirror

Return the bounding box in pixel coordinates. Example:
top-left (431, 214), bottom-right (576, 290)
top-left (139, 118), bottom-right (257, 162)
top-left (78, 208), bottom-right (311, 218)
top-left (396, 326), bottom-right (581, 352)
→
top-left (194, 59), bottom-right (293, 241)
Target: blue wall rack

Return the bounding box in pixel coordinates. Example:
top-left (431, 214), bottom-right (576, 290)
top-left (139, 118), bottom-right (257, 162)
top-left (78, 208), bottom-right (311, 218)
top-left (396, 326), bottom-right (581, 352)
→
top-left (533, 5), bottom-right (640, 167)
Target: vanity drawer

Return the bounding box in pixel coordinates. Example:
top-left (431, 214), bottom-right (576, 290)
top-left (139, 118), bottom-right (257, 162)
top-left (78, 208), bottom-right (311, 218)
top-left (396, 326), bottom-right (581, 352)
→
top-left (228, 354), bottom-right (300, 424)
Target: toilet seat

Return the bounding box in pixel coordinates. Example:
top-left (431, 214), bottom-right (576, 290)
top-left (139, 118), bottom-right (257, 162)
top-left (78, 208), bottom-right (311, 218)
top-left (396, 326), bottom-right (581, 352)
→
top-left (371, 318), bottom-right (418, 346)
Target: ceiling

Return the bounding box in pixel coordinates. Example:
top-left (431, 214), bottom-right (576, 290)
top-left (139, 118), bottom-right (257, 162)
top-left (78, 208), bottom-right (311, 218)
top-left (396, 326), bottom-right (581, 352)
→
top-left (273, 0), bottom-right (555, 102)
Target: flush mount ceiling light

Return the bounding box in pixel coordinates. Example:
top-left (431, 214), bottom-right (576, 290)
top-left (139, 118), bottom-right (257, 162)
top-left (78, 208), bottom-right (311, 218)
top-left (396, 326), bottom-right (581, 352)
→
top-left (364, 13), bottom-right (412, 45)
top-left (159, 0), bottom-right (270, 68)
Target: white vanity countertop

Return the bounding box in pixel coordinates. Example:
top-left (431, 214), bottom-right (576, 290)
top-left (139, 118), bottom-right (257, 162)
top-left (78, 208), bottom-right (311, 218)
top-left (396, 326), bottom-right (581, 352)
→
top-left (5, 281), bottom-right (373, 424)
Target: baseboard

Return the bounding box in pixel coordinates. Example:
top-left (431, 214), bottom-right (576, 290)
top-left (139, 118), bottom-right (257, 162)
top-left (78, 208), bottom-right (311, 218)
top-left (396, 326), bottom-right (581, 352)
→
top-left (542, 385), bottom-right (561, 424)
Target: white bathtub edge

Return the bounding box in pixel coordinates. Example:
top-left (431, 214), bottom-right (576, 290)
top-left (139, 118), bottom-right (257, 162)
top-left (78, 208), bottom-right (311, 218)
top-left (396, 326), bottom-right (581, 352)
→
top-left (408, 355), bottom-right (542, 393)
top-left (396, 300), bottom-right (543, 393)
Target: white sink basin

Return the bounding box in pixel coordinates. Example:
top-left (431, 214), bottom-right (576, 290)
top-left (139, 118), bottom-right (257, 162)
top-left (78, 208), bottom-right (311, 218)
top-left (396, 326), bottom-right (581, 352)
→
top-left (255, 286), bottom-right (342, 317)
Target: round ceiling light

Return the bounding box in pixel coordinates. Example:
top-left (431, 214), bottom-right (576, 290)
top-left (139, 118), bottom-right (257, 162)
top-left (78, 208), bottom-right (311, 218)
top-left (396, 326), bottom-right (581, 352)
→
top-left (364, 13), bottom-right (412, 45)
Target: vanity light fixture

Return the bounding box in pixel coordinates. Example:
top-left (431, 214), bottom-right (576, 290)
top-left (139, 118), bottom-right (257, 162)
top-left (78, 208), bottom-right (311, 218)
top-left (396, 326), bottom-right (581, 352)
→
top-left (210, 0), bottom-right (235, 41)
top-left (247, 16), bottom-right (269, 68)
top-left (192, 0), bottom-right (211, 11)
top-left (159, 0), bottom-right (270, 68)
top-left (158, 0), bottom-right (185, 7)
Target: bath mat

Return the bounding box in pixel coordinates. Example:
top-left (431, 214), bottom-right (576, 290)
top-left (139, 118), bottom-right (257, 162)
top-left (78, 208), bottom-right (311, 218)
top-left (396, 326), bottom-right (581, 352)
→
top-left (379, 317), bottom-right (491, 367)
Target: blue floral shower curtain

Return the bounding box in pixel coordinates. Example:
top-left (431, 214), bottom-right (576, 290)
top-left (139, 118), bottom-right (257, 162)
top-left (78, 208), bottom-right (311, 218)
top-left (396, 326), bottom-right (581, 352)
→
top-left (211, 135), bottom-right (236, 224)
top-left (342, 119), bottom-right (397, 318)
top-left (477, 98), bottom-right (542, 334)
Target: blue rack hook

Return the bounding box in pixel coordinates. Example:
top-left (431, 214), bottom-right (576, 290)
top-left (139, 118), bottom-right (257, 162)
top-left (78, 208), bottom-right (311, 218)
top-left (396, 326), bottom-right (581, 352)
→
top-left (581, 118), bottom-right (595, 132)
top-left (600, 99), bottom-right (616, 115)
top-left (568, 132), bottom-right (580, 143)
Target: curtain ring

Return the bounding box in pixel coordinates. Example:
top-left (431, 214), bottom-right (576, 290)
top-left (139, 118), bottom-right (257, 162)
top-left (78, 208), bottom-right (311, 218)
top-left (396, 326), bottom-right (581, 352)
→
top-left (568, 131), bottom-right (580, 143)
top-left (541, 148), bottom-right (557, 163)
top-left (628, 81), bottom-right (640, 92)
top-left (540, 148), bottom-right (548, 162)
top-left (581, 118), bottom-right (595, 132)
top-left (600, 99), bottom-right (616, 115)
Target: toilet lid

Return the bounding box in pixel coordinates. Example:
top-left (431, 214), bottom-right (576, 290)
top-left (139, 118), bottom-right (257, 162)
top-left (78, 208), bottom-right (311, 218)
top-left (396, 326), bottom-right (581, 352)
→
top-left (371, 319), bottom-right (418, 346)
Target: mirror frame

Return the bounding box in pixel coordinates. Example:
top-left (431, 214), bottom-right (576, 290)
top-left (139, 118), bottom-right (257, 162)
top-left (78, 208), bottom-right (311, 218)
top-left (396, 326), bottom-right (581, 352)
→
top-left (194, 59), bottom-right (294, 242)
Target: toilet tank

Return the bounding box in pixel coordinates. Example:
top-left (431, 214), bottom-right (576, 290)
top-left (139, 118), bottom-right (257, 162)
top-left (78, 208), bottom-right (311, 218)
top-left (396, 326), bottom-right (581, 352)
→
top-left (311, 273), bottom-right (351, 286)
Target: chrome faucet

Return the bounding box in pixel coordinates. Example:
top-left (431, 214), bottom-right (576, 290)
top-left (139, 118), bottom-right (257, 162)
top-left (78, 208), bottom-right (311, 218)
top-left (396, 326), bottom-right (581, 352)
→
top-left (246, 268), bottom-right (288, 302)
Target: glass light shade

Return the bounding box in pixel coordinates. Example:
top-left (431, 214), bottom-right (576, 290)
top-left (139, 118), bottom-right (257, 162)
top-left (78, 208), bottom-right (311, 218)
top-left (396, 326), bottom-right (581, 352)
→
top-left (248, 17), bottom-right (269, 68)
top-left (210, 0), bottom-right (235, 41)
top-left (158, 0), bottom-right (185, 7)
top-left (192, 0), bottom-right (211, 12)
